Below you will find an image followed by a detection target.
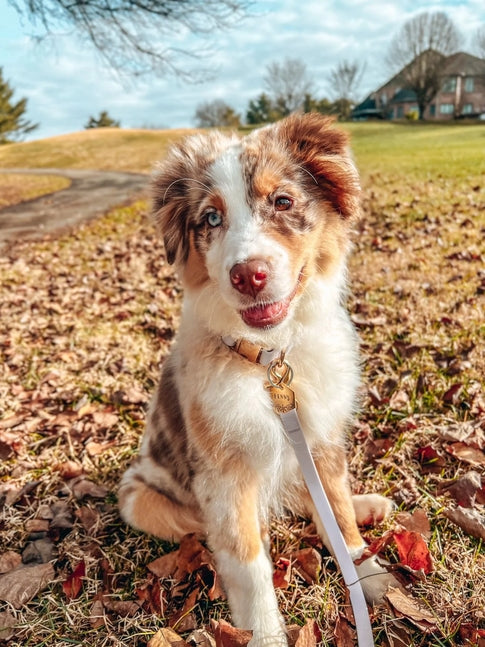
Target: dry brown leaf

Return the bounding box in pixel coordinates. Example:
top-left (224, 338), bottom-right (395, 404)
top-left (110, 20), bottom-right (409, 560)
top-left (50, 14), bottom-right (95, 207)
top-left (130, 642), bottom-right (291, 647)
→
top-left (55, 460), bottom-right (83, 479)
top-left (295, 619), bottom-right (319, 647)
top-left (0, 551), bottom-right (22, 574)
top-left (187, 630), bottom-right (216, 647)
top-left (148, 627), bottom-right (188, 647)
top-left (68, 476), bottom-right (108, 499)
top-left (102, 595), bottom-right (142, 617)
top-left (385, 587), bottom-right (437, 632)
top-left (292, 547), bottom-right (322, 584)
top-left (0, 610), bottom-right (16, 641)
top-left (446, 442), bottom-right (485, 467)
top-left (92, 410), bottom-right (118, 428)
top-left (148, 550), bottom-right (179, 579)
top-left (395, 509), bottom-right (431, 539)
top-left (438, 471), bottom-right (483, 508)
top-left (444, 506), bottom-right (485, 541)
top-left (0, 563), bottom-right (55, 608)
top-left (89, 598), bottom-right (106, 629)
top-left (76, 506), bottom-right (102, 534)
top-left (211, 619), bottom-right (252, 647)
top-left (85, 439), bottom-right (117, 456)
top-left (333, 614), bottom-right (357, 647)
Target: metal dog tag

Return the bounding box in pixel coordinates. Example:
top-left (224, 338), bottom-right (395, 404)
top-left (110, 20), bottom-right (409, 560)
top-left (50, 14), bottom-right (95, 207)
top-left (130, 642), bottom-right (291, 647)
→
top-left (265, 381), bottom-right (297, 414)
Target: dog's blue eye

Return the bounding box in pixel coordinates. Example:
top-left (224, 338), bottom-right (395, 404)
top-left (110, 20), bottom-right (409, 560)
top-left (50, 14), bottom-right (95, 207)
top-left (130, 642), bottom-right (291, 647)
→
top-left (206, 211), bottom-right (222, 227)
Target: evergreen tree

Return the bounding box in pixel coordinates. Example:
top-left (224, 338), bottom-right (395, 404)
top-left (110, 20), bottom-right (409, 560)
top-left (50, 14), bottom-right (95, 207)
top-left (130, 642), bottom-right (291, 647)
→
top-left (246, 93), bottom-right (280, 124)
top-left (0, 68), bottom-right (38, 144)
top-left (85, 111), bottom-right (121, 129)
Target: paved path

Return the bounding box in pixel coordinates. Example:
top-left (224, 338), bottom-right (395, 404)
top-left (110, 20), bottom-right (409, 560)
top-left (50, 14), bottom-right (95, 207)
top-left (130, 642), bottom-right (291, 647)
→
top-left (0, 168), bottom-right (149, 245)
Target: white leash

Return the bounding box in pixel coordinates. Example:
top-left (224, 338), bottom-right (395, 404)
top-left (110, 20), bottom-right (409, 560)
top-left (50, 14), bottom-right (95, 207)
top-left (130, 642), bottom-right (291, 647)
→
top-left (265, 357), bottom-right (374, 647)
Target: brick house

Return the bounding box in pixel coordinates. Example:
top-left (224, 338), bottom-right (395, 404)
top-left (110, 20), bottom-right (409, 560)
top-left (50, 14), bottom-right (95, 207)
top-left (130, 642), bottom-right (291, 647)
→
top-left (353, 51), bottom-right (485, 120)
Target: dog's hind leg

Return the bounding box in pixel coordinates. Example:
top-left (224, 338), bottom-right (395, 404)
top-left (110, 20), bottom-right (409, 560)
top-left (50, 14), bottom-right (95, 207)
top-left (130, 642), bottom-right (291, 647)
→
top-left (118, 467), bottom-right (204, 542)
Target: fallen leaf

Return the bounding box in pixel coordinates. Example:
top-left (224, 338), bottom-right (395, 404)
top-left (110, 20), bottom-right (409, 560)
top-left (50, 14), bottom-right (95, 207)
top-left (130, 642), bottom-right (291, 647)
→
top-left (333, 614), bottom-right (356, 647)
top-left (68, 476), bottom-right (109, 499)
top-left (395, 509), bottom-right (431, 539)
top-left (148, 550), bottom-right (179, 579)
top-left (135, 574), bottom-right (163, 614)
top-left (210, 619), bottom-right (252, 647)
top-left (443, 383), bottom-right (463, 405)
top-left (89, 598), bottom-right (106, 629)
top-left (446, 442), bottom-right (485, 467)
top-left (293, 547), bottom-right (321, 585)
top-left (148, 627), bottom-right (188, 647)
top-left (295, 620), bottom-right (319, 647)
top-left (0, 551), bottom-right (22, 574)
top-left (55, 460), bottom-right (83, 479)
top-left (62, 561), bottom-right (86, 600)
top-left (415, 445), bottom-right (446, 473)
top-left (444, 507), bottom-right (485, 541)
top-left (0, 610), bottom-right (16, 641)
top-left (385, 587), bottom-right (437, 632)
top-left (92, 410), bottom-right (119, 428)
top-left (438, 471), bottom-right (483, 507)
top-left (85, 440), bottom-right (117, 456)
top-left (76, 506), bottom-right (102, 534)
top-left (170, 587), bottom-right (198, 632)
top-left (25, 518), bottom-right (50, 533)
top-left (458, 624), bottom-right (485, 646)
top-left (0, 563), bottom-right (55, 608)
top-left (102, 595), bottom-right (142, 617)
top-left (392, 530), bottom-right (433, 574)
top-left (187, 630), bottom-right (216, 647)
top-left (273, 556), bottom-right (292, 589)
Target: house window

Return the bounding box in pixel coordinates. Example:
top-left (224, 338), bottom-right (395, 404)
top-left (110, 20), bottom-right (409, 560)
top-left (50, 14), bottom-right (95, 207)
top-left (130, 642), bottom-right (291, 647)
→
top-left (462, 103), bottom-right (474, 114)
top-left (439, 103), bottom-right (454, 114)
top-left (397, 106), bottom-right (404, 118)
top-left (464, 77), bottom-right (474, 93)
top-left (441, 77), bottom-right (456, 93)
top-left (429, 104), bottom-right (436, 117)
top-left (381, 93), bottom-right (387, 106)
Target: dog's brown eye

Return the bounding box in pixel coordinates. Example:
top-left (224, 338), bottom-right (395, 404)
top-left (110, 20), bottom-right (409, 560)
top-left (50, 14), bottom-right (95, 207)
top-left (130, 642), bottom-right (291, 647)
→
top-left (274, 196), bottom-right (293, 211)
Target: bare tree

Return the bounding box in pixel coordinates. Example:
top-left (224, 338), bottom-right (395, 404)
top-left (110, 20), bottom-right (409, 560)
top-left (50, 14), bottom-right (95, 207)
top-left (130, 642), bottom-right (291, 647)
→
top-left (8, 0), bottom-right (251, 79)
top-left (475, 25), bottom-right (485, 59)
top-left (327, 60), bottom-right (365, 103)
top-left (263, 58), bottom-right (313, 116)
top-left (387, 11), bottom-right (462, 119)
top-left (194, 99), bottom-right (241, 128)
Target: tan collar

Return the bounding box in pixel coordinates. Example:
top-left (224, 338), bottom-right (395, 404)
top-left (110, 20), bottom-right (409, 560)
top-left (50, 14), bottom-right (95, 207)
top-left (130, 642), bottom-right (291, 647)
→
top-left (221, 335), bottom-right (282, 366)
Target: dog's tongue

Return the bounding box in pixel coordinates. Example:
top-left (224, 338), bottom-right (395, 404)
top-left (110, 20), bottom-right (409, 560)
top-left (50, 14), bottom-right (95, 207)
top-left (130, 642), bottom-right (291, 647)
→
top-left (241, 300), bottom-right (289, 328)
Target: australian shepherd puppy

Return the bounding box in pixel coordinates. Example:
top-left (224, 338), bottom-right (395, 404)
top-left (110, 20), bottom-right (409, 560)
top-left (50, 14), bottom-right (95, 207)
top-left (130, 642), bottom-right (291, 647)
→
top-left (119, 113), bottom-right (396, 646)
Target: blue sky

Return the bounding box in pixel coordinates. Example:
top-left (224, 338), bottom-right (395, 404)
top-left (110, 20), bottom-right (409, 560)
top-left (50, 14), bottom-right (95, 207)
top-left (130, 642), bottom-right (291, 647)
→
top-left (1, 0), bottom-right (484, 140)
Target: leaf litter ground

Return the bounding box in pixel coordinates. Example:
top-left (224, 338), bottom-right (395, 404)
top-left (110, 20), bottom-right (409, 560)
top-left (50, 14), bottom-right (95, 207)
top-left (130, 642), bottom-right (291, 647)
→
top-left (0, 135), bottom-right (484, 646)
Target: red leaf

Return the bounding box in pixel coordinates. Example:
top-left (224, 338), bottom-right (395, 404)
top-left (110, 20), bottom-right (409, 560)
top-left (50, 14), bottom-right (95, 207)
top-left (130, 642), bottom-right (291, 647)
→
top-left (62, 561), bottom-right (86, 600)
top-left (273, 556), bottom-right (291, 589)
top-left (392, 530), bottom-right (433, 574)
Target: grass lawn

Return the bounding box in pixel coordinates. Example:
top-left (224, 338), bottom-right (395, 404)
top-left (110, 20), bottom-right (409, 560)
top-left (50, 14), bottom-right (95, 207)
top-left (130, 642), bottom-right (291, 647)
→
top-left (0, 122), bottom-right (484, 646)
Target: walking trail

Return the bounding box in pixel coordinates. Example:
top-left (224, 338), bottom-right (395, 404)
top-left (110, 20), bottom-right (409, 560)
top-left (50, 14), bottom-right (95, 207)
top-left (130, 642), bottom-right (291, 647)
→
top-left (0, 168), bottom-right (148, 246)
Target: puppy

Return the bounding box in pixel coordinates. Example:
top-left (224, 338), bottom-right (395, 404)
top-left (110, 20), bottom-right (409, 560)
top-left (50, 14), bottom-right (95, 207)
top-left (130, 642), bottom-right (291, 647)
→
top-left (119, 113), bottom-right (395, 646)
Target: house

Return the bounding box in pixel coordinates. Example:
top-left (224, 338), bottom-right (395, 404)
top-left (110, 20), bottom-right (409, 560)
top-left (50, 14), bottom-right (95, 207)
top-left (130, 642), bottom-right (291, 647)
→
top-left (353, 51), bottom-right (485, 120)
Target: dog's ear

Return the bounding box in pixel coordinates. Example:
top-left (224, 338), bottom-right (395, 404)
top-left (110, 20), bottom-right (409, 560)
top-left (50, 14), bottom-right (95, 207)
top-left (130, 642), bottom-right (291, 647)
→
top-left (277, 113), bottom-right (361, 220)
top-left (151, 154), bottom-right (192, 265)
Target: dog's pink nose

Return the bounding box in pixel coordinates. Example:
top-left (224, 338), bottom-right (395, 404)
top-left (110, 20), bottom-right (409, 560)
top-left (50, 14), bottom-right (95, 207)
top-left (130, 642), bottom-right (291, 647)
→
top-left (230, 260), bottom-right (269, 297)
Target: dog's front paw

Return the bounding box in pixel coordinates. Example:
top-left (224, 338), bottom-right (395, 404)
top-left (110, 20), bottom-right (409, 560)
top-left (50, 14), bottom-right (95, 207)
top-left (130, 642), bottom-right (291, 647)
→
top-left (352, 493), bottom-right (395, 526)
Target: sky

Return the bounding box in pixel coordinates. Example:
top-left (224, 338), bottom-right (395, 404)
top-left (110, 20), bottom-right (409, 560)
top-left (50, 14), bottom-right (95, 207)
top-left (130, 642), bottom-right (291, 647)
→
top-left (0, 0), bottom-right (484, 141)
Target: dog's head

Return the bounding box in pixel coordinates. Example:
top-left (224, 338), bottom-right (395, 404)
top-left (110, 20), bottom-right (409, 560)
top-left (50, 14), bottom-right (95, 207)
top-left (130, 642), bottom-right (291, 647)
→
top-left (152, 113), bottom-right (361, 340)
